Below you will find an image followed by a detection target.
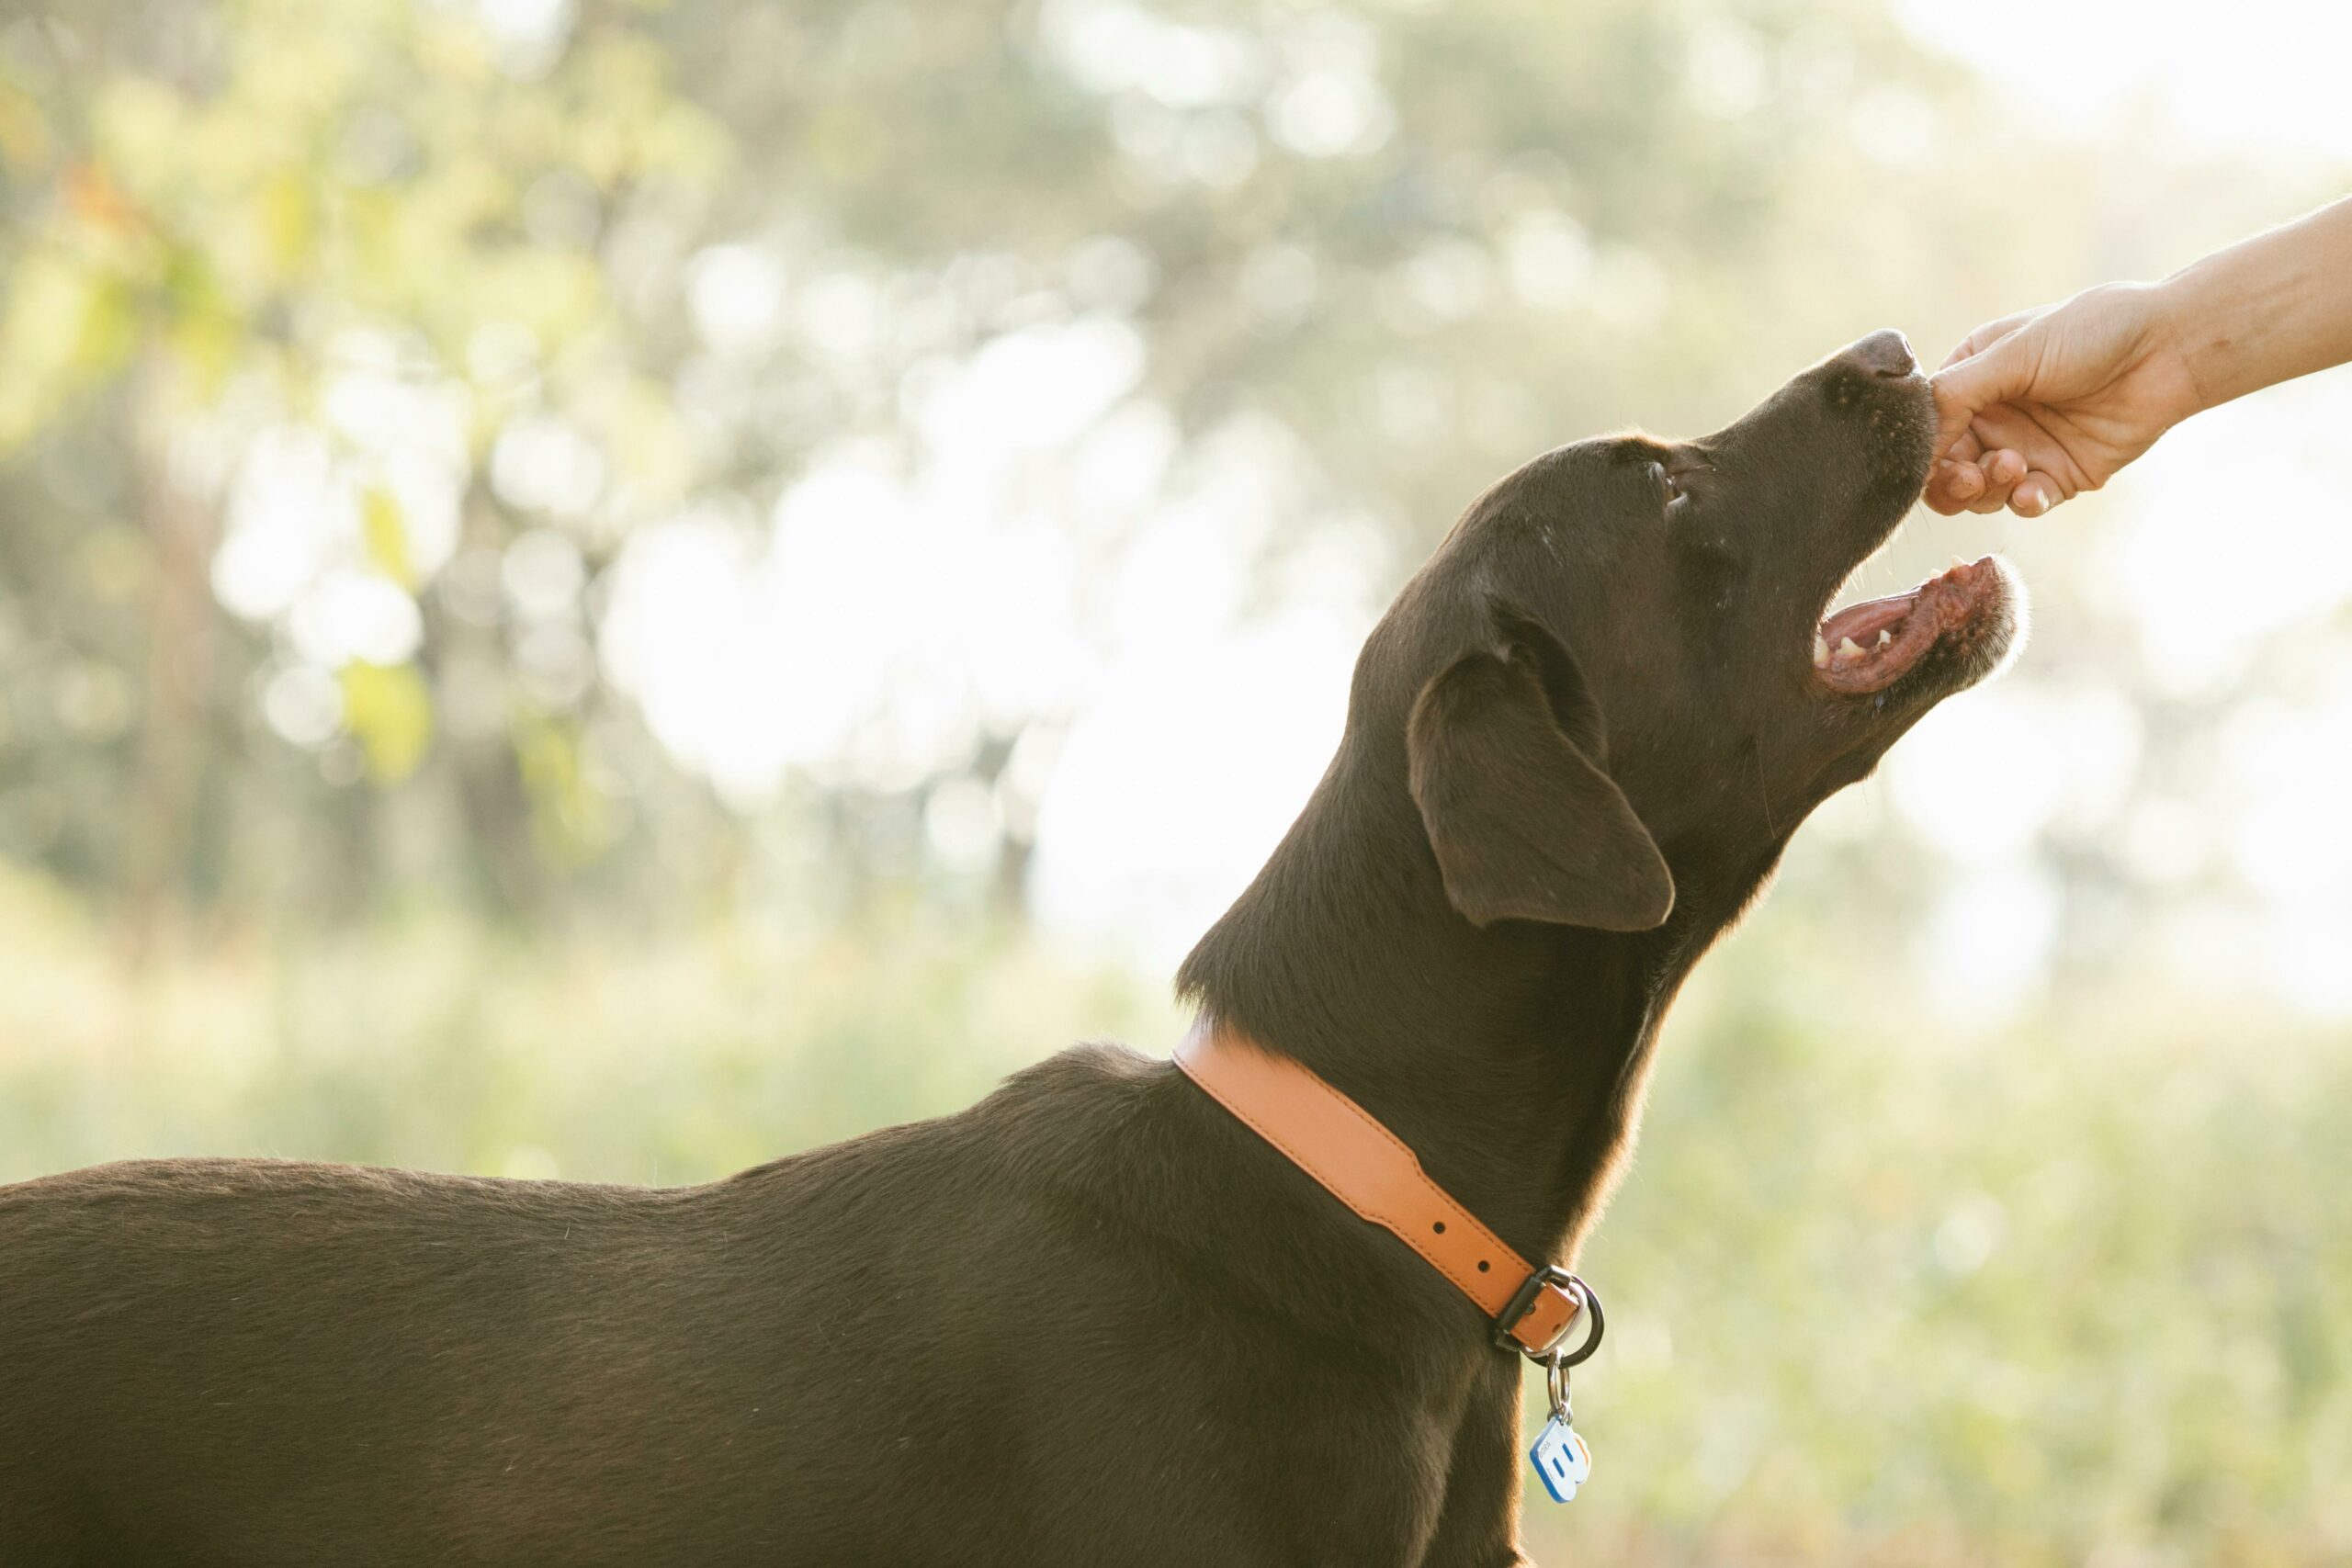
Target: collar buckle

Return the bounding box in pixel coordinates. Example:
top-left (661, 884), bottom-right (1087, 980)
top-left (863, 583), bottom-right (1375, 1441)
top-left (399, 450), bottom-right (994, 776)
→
top-left (1493, 1268), bottom-right (1605, 1365)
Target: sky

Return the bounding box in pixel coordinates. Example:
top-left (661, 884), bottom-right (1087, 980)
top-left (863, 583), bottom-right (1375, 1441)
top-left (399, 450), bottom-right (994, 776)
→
top-left (1892, 0), bottom-right (2352, 163)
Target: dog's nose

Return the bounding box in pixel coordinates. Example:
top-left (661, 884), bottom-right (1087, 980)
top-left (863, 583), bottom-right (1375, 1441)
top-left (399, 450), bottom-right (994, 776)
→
top-left (1840, 328), bottom-right (1918, 379)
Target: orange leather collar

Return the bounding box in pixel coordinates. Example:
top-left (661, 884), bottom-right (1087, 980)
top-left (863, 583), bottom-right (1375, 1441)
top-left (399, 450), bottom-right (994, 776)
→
top-left (1174, 1020), bottom-right (1585, 1359)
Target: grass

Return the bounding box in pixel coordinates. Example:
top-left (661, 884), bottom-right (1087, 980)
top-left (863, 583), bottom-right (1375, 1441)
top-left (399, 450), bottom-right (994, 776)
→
top-left (4, 864), bottom-right (2346, 1564)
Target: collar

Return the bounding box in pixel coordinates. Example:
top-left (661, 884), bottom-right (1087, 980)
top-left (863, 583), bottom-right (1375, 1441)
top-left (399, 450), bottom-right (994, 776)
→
top-left (1173, 1019), bottom-right (1593, 1360)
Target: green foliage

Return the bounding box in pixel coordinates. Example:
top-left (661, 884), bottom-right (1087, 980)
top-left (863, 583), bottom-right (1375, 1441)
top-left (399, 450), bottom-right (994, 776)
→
top-left (337, 660), bottom-right (434, 781)
top-left (1537, 918), bottom-right (2352, 1564)
top-left (1, 0), bottom-right (2188, 924)
top-left (359, 487), bottom-right (413, 585)
top-left (1, 869), bottom-right (2343, 1564)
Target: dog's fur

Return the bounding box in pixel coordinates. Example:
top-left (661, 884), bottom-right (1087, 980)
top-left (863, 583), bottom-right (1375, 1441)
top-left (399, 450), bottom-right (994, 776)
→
top-left (0, 332), bottom-right (2018, 1567)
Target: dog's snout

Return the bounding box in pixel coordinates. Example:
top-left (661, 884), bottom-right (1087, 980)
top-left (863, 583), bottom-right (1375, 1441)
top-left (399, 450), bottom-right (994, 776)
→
top-left (1841, 328), bottom-right (1917, 379)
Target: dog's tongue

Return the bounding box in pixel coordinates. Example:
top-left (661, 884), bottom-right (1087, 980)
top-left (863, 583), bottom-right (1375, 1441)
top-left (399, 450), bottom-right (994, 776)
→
top-left (1813, 558), bottom-right (1993, 694)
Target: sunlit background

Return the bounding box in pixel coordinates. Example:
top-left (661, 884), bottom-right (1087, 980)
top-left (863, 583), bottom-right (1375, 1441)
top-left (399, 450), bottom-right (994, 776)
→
top-left (2, 1), bottom-right (2347, 1562)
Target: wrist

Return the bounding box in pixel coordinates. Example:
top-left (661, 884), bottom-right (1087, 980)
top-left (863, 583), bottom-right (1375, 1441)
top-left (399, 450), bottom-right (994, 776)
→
top-left (2145, 267), bottom-right (2245, 418)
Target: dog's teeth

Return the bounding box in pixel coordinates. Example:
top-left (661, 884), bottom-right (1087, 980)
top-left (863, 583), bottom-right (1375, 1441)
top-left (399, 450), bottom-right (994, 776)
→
top-left (1813, 635), bottom-right (1829, 668)
top-left (1876, 628), bottom-right (1893, 648)
top-left (1837, 637), bottom-right (1865, 660)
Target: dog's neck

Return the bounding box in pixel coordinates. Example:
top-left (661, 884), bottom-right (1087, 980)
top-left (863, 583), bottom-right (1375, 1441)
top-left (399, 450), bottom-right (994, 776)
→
top-left (1177, 760), bottom-right (1745, 1267)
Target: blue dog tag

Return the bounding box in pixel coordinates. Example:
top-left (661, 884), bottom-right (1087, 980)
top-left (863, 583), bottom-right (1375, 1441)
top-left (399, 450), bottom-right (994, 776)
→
top-left (1529, 1415), bottom-right (1592, 1503)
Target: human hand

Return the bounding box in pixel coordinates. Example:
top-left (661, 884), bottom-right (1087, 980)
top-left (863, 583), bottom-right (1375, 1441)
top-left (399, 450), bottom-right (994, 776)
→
top-left (1925, 282), bottom-right (2205, 517)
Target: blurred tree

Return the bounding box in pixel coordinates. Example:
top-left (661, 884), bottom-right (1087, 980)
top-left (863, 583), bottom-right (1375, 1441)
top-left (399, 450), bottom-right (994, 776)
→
top-left (0, 0), bottom-right (2331, 954)
top-left (0, 0), bottom-right (1917, 935)
top-left (0, 0), bottom-right (727, 937)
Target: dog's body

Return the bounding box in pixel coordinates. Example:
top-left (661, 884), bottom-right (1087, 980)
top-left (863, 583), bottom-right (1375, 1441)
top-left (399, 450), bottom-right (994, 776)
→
top-left (0, 332), bottom-right (2019, 1566)
top-left (3, 1049), bottom-right (1531, 1566)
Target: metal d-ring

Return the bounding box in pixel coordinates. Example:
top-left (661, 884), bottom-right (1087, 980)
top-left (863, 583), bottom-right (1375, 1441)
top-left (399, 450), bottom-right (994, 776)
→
top-left (1552, 1274), bottom-right (1605, 1369)
top-left (1543, 1277), bottom-right (1603, 1423)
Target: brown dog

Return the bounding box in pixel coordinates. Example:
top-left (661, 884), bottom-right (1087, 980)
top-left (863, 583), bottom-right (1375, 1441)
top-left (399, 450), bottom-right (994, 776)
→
top-left (0, 330), bottom-right (2018, 1566)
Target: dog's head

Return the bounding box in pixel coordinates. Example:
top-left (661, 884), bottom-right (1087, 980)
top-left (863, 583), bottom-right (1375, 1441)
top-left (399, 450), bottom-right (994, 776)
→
top-left (1361, 329), bottom-right (2022, 936)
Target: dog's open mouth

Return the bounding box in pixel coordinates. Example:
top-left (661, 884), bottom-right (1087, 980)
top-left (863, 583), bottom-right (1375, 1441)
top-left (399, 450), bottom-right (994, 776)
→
top-left (1811, 556), bottom-right (2018, 695)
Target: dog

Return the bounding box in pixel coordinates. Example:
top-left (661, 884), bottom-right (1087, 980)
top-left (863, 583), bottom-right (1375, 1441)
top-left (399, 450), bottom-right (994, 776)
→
top-left (0, 329), bottom-right (2018, 1566)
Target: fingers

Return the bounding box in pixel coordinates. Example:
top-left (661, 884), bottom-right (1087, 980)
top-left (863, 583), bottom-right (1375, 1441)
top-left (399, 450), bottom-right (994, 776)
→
top-left (1924, 458), bottom-right (1984, 514)
top-left (1964, 448), bottom-right (2028, 514)
top-left (1927, 299), bottom-right (2089, 518)
top-left (1922, 424), bottom-right (1985, 513)
top-left (1928, 385), bottom-right (1975, 463)
top-left (1931, 347), bottom-right (2029, 460)
top-left (2011, 472), bottom-right (2066, 516)
top-left (1928, 450), bottom-right (2073, 518)
top-left (1937, 309), bottom-right (2036, 371)
top-left (1928, 447), bottom-right (2077, 518)
top-left (1928, 309), bottom-right (2043, 460)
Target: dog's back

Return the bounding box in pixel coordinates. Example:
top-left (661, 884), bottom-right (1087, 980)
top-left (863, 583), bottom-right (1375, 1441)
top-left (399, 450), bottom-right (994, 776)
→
top-left (3, 1158), bottom-right (770, 1561)
top-left (0, 1138), bottom-right (956, 1562)
top-left (0, 1046), bottom-right (1259, 1567)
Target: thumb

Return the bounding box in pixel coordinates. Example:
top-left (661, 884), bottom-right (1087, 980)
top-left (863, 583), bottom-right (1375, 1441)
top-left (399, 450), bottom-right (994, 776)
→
top-left (1928, 311), bottom-right (2043, 459)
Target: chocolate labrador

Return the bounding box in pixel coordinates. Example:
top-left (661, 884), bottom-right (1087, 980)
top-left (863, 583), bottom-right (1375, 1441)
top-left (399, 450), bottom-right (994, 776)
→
top-left (0, 330), bottom-right (2019, 1566)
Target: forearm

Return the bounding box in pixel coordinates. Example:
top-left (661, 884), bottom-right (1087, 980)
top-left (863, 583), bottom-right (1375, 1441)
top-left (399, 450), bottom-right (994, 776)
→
top-left (2157, 195), bottom-right (2352, 412)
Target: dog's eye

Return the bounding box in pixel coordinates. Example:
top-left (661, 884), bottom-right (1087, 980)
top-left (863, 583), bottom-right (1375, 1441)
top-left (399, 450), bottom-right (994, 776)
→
top-left (1654, 463), bottom-right (1690, 510)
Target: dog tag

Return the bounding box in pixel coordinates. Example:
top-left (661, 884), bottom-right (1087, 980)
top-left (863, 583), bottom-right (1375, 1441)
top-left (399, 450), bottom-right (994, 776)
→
top-left (1529, 1415), bottom-right (1592, 1503)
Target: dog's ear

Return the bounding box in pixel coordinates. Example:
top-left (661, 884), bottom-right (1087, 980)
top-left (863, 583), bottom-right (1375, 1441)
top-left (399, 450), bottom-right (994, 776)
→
top-left (1407, 608), bottom-right (1674, 931)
